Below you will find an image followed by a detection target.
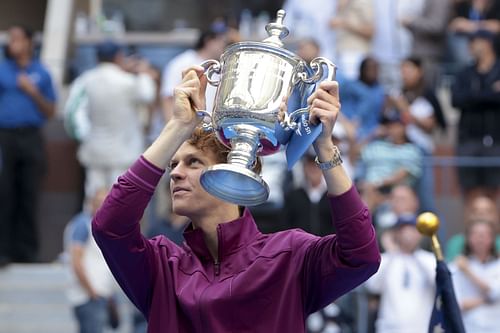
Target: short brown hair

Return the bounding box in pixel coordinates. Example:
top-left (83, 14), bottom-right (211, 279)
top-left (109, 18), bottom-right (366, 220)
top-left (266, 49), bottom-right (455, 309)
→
top-left (188, 126), bottom-right (262, 174)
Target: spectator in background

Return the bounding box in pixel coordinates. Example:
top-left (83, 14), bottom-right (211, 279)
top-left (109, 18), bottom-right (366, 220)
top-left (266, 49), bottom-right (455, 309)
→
top-left (65, 188), bottom-right (119, 333)
top-left (161, 25), bottom-right (227, 122)
top-left (446, 195), bottom-right (500, 261)
top-left (64, 40), bottom-right (155, 200)
top-left (451, 29), bottom-right (500, 201)
top-left (283, 0), bottom-right (338, 62)
top-left (330, 0), bottom-right (374, 80)
top-left (448, 0), bottom-right (500, 69)
top-left (0, 25), bottom-right (57, 265)
top-left (284, 149), bottom-right (333, 237)
top-left (374, 184), bottom-right (421, 253)
top-left (401, 0), bottom-right (451, 89)
top-left (450, 219), bottom-right (500, 333)
top-left (356, 111), bottom-right (423, 211)
top-left (365, 215), bottom-right (436, 333)
top-left (372, 0), bottom-right (426, 91)
top-left (390, 57), bottom-right (447, 212)
top-left (340, 56), bottom-right (385, 142)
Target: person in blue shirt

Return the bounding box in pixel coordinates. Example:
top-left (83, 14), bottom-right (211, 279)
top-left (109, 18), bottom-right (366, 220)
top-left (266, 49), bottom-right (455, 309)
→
top-left (339, 56), bottom-right (385, 142)
top-left (0, 25), bottom-right (57, 266)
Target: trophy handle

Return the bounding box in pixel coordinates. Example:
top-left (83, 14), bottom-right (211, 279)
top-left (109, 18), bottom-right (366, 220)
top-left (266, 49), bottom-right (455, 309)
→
top-left (298, 57), bottom-right (336, 84)
top-left (200, 59), bottom-right (221, 86)
top-left (281, 58), bottom-right (336, 131)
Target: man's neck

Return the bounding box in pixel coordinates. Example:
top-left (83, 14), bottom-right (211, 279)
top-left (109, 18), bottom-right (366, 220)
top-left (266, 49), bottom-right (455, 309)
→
top-left (15, 54), bottom-right (31, 68)
top-left (191, 204), bottom-right (240, 261)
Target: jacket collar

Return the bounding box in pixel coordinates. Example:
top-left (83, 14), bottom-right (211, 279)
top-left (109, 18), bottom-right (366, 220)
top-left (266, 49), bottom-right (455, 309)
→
top-left (183, 208), bottom-right (260, 262)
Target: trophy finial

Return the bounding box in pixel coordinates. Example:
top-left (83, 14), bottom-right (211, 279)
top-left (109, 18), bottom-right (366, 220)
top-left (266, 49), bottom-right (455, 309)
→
top-left (263, 9), bottom-right (289, 47)
top-left (416, 212), bottom-right (444, 261)
top-left (416, 212), bottom-right (440, 237)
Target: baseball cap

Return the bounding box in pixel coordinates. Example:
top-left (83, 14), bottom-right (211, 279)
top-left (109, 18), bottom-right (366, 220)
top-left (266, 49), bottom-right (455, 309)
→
top-left (96, 40), bottom-right (122, 62)
top-left (392, 214), bottom-right (417, 228)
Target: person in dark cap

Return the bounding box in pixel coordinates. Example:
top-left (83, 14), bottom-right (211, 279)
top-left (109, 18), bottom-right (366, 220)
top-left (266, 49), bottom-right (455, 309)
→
top-left (365, 213), bottom-right (436, 333)
top-left (63, 39), bottom-right (156, 201)
top-left (451, 28), bottom-right (500, 202)
top-left (96, 40), bottom-right (122, 62)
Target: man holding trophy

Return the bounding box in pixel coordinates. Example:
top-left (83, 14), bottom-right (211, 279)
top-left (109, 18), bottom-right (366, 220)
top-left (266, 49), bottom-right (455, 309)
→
top-left (92, 10), bottom-right (380, 332)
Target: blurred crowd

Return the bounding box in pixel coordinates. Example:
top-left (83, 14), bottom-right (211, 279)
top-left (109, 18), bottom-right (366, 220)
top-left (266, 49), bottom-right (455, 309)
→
top-left (1, 0), bottom-right (500, 332)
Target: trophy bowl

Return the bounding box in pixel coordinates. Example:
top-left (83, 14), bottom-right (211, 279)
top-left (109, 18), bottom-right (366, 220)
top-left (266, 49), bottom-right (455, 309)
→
top-left (199, 9), bottom-right (336, 206)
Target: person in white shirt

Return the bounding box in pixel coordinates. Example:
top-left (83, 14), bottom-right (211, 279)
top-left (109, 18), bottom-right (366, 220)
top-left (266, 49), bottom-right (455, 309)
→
top-left (365, 215), bottom-right (436, 333)
top-left (450, 219), bottom-right (500, 333)
top-left (161, 27), bottom-right (227, 122)
top-left (282, 0), bottom-right (338, 62)
top-left (64, 41), bottom-right (155, 199)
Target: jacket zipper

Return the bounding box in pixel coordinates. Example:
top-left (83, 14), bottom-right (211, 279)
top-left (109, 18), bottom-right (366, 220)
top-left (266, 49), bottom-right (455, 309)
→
top-left (214, 261), bottom-right (220, 276)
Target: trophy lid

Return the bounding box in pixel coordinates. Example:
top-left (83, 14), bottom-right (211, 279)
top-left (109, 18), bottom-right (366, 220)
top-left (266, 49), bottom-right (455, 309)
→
top-left (262, 9), bottom-right (289, 48)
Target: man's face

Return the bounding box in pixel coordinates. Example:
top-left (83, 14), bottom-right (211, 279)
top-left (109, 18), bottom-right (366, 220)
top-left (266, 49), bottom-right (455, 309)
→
top-left (395, 225), bottom-right (422, 253)
top-left (169, 142), bottom-right (225, 219)
top-left (469, 37), bottom-right (492, 59)
top-left (7, 27), bottom-right (31, 59)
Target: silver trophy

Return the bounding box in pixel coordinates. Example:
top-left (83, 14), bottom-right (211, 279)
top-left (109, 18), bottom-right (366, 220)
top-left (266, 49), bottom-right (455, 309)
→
top-left (199, 9), bottom-right (336, 206)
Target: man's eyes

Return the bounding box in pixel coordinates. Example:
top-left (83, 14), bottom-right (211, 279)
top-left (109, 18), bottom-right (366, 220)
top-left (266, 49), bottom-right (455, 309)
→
top-left (168, 158), bottom-right (202, 170)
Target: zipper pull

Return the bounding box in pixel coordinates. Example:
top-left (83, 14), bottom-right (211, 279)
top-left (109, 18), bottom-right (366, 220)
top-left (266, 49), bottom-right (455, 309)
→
top-left (214, 261), bottom-right (221, 276)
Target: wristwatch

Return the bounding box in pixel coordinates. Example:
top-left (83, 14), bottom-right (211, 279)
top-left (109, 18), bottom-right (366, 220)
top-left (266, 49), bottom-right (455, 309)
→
top-left (314, 145), bottom-right (343, 170)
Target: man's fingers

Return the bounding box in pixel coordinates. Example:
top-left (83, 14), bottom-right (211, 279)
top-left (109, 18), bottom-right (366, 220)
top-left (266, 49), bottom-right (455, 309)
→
top-left (319, 80), bottom-right (339, 97)
top-left (181, 65), bottom-right (205, 80)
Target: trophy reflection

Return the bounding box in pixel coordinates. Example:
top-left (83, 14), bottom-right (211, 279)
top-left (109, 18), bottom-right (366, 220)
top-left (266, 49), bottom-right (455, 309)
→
top-left (199, 9), bottom-right (336, 206)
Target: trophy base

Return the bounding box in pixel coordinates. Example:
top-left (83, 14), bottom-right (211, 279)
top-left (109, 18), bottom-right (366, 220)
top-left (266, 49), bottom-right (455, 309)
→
top-left (200, 164), bottom-right (269, 206)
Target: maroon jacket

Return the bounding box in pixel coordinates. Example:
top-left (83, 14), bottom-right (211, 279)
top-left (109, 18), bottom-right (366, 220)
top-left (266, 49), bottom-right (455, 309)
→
top-left (92, 156), bottom-right (380, 332)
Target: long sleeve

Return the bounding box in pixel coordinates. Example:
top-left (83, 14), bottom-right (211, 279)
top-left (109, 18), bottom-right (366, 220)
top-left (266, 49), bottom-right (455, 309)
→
top-left (92, 156), bottom-right (165, 316)
top-left (297, 185), bottom-right (380, 314)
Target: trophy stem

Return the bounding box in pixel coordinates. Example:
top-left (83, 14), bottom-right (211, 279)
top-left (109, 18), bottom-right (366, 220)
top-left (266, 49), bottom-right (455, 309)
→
top-left (227, 125), bottom-right (261, 170)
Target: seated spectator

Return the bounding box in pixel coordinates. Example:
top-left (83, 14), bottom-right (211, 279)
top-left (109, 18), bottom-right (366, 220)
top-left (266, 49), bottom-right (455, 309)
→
top-left (356, 111), bottom-right (423, 210)
top-left (446, 195), bottom-right (500, 261)
top-left (450, 219), bottom-right (500, 333)
top-left (374, 184), bottom-right (421, 253)
top-left (390, 57), bottom-right (447, 212)
top-left (340, 56), bottom-right (385, 142)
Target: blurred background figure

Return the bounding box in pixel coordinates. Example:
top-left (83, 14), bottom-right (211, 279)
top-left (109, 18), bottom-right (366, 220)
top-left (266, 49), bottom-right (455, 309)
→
top-left (283, 0), bottom-right (338, 62)
top-left (400, 0), bottom-right (451, 89)
top-left (161, 25), bottom-right (227, 122)
top-left (389, 57), bottom-right (446, 212)
top-left (0, 25), bottom-right (56, 265)
top-left (451, 29), bottom-right (500, 202)
top-left (448, 0), bottom-right (500, 71)
top-left (371, 0), bottom-right (426, 91)
top-left (356, 110), bottom-right (423, 211)
top-left (374, 184), bottom-right (421, 253)
top-left (64, 188), bottom-right (119, 333)
top-left (446, 195), bottom-right (500, 261)
top-left (365, 215), bottom-right (436, 333)
top-left (450, 219), bottom-right (500, 333)
top-left (283, 149), bottom-right (333, 236)
top-left (330, 0), bottom-right (374, 80)
top-left (339, 56), bottom-right (385, 143)
top-left (64, 40), bottom-right (155, 201)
